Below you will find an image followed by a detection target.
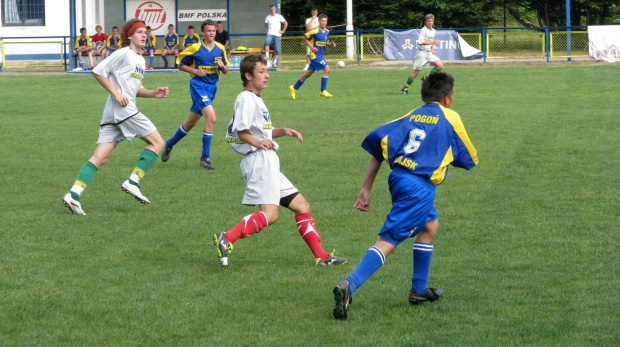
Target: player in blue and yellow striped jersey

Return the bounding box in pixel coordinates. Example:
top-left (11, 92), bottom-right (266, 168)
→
top-left (181, 25), bottom-right (201, 51)
top-left (104, 26), bottom-right (121, 59)
top-left (142, 26), bottom-right (157, 69)
top-left (73, 27), bottom-right (94, 70)
top-left (332, 72), bottom-right (478, 320)
top-left (161, 24), bottom-right (179, 69)
top-left (289, 14), bottom-right (336, 99)
top-left (161, 19), bottom-right (230, 169)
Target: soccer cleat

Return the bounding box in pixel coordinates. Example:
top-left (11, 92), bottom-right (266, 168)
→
top-left (409, 287), bottom-right (445, 305)
top-left (213, 232), bottom-right (233, 268)
top-left (333, 280), bottom-right (352, 320)
top-left (316, 250), bottom-right (347, 266)
top-left (319, 90), bottom-right (333, 98)
top-left (161, 146), bottom-right (172, 162)
top-left (200, 158), bottom-right (215, 170)
top-left (289, 85), bottom-right (296, 100)
top-left (401, 86), bottom-right (409, 94)
top-left (164, 61), bottom-right (168, 69)
top-left (421, 75), bottom-right (428, 81)
top-left (62, 193), bottom-right (86, 216)
top-left (121, 180), bottom-right (150, 204)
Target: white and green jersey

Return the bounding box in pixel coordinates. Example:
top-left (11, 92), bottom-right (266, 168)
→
top-left (226, 90), bottom-right (273, 155)
top-left (93, 46), bottom-right (146, 125)
top-left (416, 26), bottom-right (436, 51)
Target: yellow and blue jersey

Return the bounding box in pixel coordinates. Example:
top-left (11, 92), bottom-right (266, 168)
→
top-left (182, 33), bottom-right (201, 50)
top-left (177, 41), bottom-right (230, 85)
top-left (305, 27), bottom-right (329, 60)
top-left (145, 34), bottom-right (156, 49)
top-left (164, 33), bottom-right (179, 48)
top-left (74, 35), bottom-right (91, 48)
top-left (362, 102), bottom-right (478, 185)
top-left (106, 34), bottom-right (120, 49)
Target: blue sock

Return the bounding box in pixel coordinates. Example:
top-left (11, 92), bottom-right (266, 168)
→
top-left (202, 131), bottom-right (213, 160)
top-left (346, 246), bottom-right (385, 295)
top-left (321, 76), bottom-right (328, 92)
top-left (149, 55), bottom-right (154, 66)
top-left (293, 79), bottom-right (304, 90)
top-left (166, 124), bottom-right (189, 148)
top-left (162, 55), bottom-right (168, 63)
top-left (412, 242), bottom-right (434, 294)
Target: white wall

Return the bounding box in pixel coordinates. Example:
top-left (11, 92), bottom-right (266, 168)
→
top-left (0, 0), bottom-right (72, 37)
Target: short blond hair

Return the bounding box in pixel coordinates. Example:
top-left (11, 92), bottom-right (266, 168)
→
top-left (425, 14), bottom-right (435, 22)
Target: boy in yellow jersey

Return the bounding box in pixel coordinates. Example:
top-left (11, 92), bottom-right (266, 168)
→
top-left (73, 27), bottom-right (94, 70)
top-left (161, 24), bottom-right (179, 68)
top-left (142, 26), bottom-right (157, 69)
top-left (104, 26), bottom-right (121, 59)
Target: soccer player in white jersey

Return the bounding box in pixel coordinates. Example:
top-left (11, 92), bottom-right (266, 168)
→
top-left (401, 14), bottom-right (444, 94)
top-left (62, 19), bottom-right (169, 215)
top-left (214, 54), bottom-right (346, 268)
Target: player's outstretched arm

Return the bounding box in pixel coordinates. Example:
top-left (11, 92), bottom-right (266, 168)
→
top-left (137, 87), bottom-right (169, 98)
top-left (273, 127), bottom-right (303, 142)
top-left (353, 156), bottom-right (382, 212)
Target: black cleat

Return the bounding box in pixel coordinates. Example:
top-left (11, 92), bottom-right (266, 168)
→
top-left (409, 287), bottom-right (444, 305)
top-left (161, 146), bottom-right (172, 162)
top-left (401, 86), bottom-right (409, 94)
top-left (164, 60), bottom-right (168, 69)
top-left (333, 280), bottom-right (352, 320)
top-left (200, 158), bottom-right (215, 170)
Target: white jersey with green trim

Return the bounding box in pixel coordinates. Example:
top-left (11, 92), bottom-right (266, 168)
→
top-left (226, 90), bottom-right (273, 155)
top-left (416, 26), bottom-right (436, 52)
top-left (93, 46), bottom-right (146, 125)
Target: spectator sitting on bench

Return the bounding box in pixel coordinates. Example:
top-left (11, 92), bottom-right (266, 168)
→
top-left (74, 27), bottom-right (94, 70)
top-left (104, 26), bottom-right (121, 59)
top-left (141, 26), bottom-right (157, 69)
top-left (162, 24), bottom-right (180, 69)
top-left (92, 25), bottom-right (108, 60)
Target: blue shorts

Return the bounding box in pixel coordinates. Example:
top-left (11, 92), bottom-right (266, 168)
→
top-left (164, 45), bottom-right (177, 51)
top-left (107, 48), bottom-right (117, 55)
top-left (264, 35), bottom-right (281, 55)
top-left (145, 47), bottom-right (155, 53)
top-left (189, 79), bottom-right (217, 114)
top-left (309, 58), bottom-right (328, 72)
top-left (378, 168), bottom-right (438, 246)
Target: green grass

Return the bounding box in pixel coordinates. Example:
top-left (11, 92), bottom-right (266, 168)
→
top-left (1, 63), bottom-right (619, 346)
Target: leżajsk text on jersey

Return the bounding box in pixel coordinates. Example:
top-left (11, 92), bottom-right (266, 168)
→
top-left (361, 103), bottom-right (478, 185)
top-left (177, 41), bottom-right (230, 84)
top-left (305, 27), bottom-right (329, 61)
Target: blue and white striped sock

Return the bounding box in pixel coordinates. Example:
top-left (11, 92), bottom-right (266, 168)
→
top-left (347, 246), bottom-right (385, 295)
top-left (412, 242), bottom-right (434, 294)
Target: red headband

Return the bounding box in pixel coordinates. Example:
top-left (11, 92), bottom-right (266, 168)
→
top-left (127, 22), bottom-right (146, 38)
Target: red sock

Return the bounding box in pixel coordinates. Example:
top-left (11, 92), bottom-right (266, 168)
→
top-left (296, 212), bottom-right (329, 260)
top-left (225, 211), bottom-right (268, 243)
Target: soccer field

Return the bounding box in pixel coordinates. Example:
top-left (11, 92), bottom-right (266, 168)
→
top-left (1, 64), bottom-right (618, 345)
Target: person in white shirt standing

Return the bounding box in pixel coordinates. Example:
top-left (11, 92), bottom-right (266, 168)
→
top-left (62, 19), bottom-right (169, 215)
top-left (304, 8), bottom-right (319, 70)
top-left (214, 54), bottom-right (346, 269)
top-left (264, 4), bottom-right (288, 68)
top-left (401, 14), bottom-right (444, 95)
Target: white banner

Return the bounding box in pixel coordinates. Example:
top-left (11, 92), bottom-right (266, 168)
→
top-left (177, 9), bottom-right (228, 22)
top-left (588, 25), bottom-right (620, 63)
top-left (126, 0), bottom-right (175, 36)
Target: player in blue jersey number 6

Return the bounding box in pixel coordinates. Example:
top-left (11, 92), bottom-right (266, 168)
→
top-left (332, 72), bottom-right (478, 320)
top-left (62, 19), bottom-right (169, 216)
